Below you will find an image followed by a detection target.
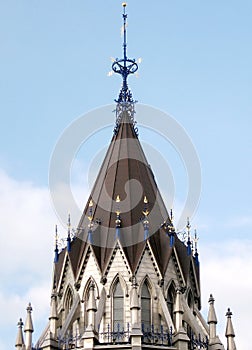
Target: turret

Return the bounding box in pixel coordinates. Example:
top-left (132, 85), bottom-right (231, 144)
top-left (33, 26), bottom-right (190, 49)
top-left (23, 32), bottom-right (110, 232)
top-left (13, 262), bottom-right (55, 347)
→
top-left (49, 291), bottom-right (58, 338)
top-left (207, 295), bottom-right (224, 349)
top-left (174, 287), bottom-right (184, 332)
top-left (86, 282), bottom-right (97, 329)
top-left (15, 318), bottom-right (25, 350)
top-left (24, 303), bottom-right (34, 350)
top-left (225, 308), bottom-right (236, 350)
top-left (208, 294), bottom-right (217, 340)
top-left (173, 288), bottom-right (189, 350)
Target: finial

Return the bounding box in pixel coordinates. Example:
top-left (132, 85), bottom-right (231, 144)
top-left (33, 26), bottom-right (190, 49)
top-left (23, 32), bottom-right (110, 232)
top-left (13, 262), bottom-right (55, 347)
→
top-left (225, 308), bottom-right (236, 349)
top-left (112, 3), bottom-right (138, 103)
top-left (54, 225), bottom-right (59, 263)
top-left (67, 213), bottom-right (71, 252)
top-left (186, 217), bottom-right (192, 255)
top-left (142, 196), bottom-right (149, 240)
top-left (88, 200), bottom-right (94, 244)
top-left (16, 318), bottom-right (25, 348)
top-left (167, 208), bottom-right (175, 247)
top-left (193, 229), bottom-right (199, 265)
top-left (115, 195), bottom-right (121, 239)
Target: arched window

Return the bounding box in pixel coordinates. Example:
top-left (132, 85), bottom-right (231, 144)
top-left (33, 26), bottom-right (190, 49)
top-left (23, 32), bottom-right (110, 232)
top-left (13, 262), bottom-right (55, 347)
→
top-left (65, 288), bottom-right (73, 316)
top-left (187, 290), bottom-right (193, 310)
top-left (167, 283), bottom-right (176, 322)
top-left (113, 281), bottom-right (124, 330)
top-left (141, 281), bottom-right (151, 330)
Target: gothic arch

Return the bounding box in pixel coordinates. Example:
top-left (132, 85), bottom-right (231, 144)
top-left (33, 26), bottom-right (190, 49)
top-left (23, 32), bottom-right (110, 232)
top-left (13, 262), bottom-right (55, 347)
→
top-left (110, 274), bottom-right (126, 330)
top-left (186, 288), bottom-right (194, 310)
top-left (63, 284), bottom-right (74, 316)
top-left (109, 273), bottom-right (128, 298)
top-left (82, 276), bottom-right (99, 302)
top-left (139, 275), bottom-right (156, 297)
top-left (140, 276), bottom-right (154, 330)
top-left (166, 280), bottom-right (176, 323)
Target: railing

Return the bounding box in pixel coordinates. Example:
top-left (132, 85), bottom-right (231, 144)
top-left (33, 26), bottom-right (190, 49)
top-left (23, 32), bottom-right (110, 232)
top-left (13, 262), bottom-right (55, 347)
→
top-left (189, 332), bottom-right (208, 350)
top-left (58, 332), bottom-right (82, 349)
top-left (141, 324), bottom-right (173, 346)
top-left (98, 323), bottom-right (130, 344)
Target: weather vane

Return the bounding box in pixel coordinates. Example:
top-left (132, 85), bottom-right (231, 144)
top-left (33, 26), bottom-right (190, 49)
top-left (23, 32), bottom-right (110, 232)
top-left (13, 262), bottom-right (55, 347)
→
top-left (111, 2), bottom-right (138, 103)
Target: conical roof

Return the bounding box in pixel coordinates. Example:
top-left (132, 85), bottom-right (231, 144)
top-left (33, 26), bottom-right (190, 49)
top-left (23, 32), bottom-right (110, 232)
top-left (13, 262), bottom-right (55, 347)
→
top-left (76, 109), bottom-right (171, 273)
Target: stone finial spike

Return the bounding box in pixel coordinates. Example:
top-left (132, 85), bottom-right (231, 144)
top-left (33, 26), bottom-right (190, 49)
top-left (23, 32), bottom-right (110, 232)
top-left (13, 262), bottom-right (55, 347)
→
top-left (142, 196), bottom-right (149, 240)
top-left (87, 282), bottom-right (97, 313)
top-left (186, 217), bottom-right (192, 255)
top-left (208, 294), bottom-right (217, 324)
top-left (49, 291), bottom-right (58, 337)
top-left (225, 308), bottom-right (237, 350)
top-left (15, 318), bottom-right (25, 349)
top-left (24, 303), bottom-right (34, 332)
top-left (174, 288), bottom-right (184, 332)
top-left (67, 213), bottom-right (71, 252)
top-left (54, 225), bottom-right (59, 263)
top-left (86, 282), bottom-right (97, 331)
top-left (207, 294), bottom-right (217, 343)
top-left (193, 229), bottom-right (199, 265)
top-left (207, 295), bottom-right (225, 349)
top-left (24, 303), bottom-right (34, 350)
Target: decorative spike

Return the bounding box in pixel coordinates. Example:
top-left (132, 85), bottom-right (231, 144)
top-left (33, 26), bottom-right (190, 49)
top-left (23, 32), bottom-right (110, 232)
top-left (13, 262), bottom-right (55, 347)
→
top-left (15, 318), bottom-right (25, 349)
top-left (87, 200), bottom-right (94, 244)
top-left (115, 195), bottom-right (121, 239)
top-left (67, 213), bottom-right (71, 252)
top-left (24, 303), bottom-right (34, 350)
top-left (194, 229), bottom-right (199, 265)
top-left (167, 208), bottom-right (175, 247)
top-left (112, 3), bottom-right (138, 104)
top-left (54, 225), bottom-right (59, 263)
top-left (225, 308), bottom-right (236, 350)
top-left (142, 196), bottom-right (149, 240)
top-left (186, 217), bottom-right (192, 255)
top-left (208, 294), bottom-right (218, 342)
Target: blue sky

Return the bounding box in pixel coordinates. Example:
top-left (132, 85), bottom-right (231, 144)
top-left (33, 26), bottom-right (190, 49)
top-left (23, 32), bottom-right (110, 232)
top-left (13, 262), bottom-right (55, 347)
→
top-left (0, 1), bottom-right (251, 349)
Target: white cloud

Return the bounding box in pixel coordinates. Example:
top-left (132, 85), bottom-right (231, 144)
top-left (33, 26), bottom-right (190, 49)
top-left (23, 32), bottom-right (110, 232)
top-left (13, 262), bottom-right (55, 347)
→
top-left (201, 240), bottom-right (252, 349)
top-left (0, 170), bottom-right (56, 349)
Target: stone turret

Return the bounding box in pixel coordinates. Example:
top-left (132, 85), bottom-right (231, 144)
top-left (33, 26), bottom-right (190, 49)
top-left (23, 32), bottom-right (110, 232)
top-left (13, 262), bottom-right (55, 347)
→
top-left (207, 294), bottom-right (224, 350)
top-left (173, 288), bottom-right (189, 350)
top-left (225, 308), bottom-right (236, 350)
top-left (49, 292), bottom-right (58, 338)
top-left (24, 303), bottom-right (34, 350)
top-left (15, 318), bottom-right (25, 350)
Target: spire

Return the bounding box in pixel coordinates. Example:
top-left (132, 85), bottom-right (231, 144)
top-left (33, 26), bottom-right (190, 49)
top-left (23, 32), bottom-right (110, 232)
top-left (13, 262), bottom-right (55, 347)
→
top-left (225, 308), bottom-right (237, 350)
top-left (67, 213), bottom-right (71, 252)
top-left (208, 294), bottom-right (217, 342)
top-left (15, 318), bottom-right (25, 349)
top-left (186, 217), bottom-right (192, 256)
top-left (167, 208), bottom-right (175, 247)
top-left (24, 303), bottom-right (34, 350)
top-left (193, 229), bottom-right (199, 265)
top-left (174, 288), bottom-right (184, 332)
top-left (142, 196), bottom-right (149, 240)
top-left (115, 195), bottom-right (121, 239)
top-left (49, 291), bottom-right (58, 337)
top-left (86, 282), bottom-right (97, 329)
top-left (87, 199), bottom-right (94, 244)
top-left (112, 3), bottom-right (138, 104)
top-left (54, 225), bottom-right (59, 263)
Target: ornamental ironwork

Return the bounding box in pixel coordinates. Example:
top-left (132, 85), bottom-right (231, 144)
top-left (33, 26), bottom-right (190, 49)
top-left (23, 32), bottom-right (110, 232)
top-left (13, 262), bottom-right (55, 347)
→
top-left (98, 323), bottom-right (130, 344)
top-left (141, 324), bottom-right (173, 346)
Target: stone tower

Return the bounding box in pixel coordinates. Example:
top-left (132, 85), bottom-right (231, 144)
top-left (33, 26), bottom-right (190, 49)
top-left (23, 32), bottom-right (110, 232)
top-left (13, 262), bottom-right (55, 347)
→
top-left (15, 4), bottom-right (237, 350)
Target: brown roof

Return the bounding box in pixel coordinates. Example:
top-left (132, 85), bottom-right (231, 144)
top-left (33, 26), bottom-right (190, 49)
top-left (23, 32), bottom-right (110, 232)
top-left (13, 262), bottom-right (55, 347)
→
top-left (53, 107), bottom-right (200, 292)
top-left (76, 110), bottom-right (171, 274)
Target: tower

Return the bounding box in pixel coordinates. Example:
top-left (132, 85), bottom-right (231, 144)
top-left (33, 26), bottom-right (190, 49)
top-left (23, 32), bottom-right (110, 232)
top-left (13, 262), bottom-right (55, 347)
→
top-left (15, 4), bottom-right (237, 350)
